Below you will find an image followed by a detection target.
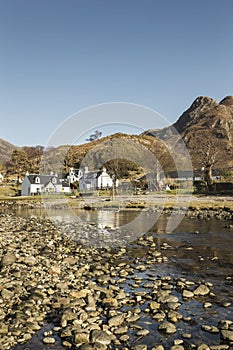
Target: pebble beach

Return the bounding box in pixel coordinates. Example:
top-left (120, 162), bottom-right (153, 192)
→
top-left (0, 198), bottom-right (233, 350)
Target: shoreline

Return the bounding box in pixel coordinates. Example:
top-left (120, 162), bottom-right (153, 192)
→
top-left (1, 195), bottom-right (233, 221)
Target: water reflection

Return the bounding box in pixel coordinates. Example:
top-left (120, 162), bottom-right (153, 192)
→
top-left (14, 207), bottom-right (233, 263)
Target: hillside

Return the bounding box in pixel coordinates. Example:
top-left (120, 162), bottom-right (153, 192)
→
top-left (0, 138), bottom-right (18, 165)
top-left (143, 96), bottom-right (233, 171)
top-left (1, 95), bottom-right (233, 179)
top-left (40, 133), bottom-right (181, 179)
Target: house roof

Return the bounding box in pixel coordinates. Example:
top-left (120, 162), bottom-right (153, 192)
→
top-left (26, 174), bottom-right (61, 185)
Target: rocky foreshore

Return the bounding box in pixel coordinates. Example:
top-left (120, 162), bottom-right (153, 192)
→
top-left (0, 213), bottom-right (233, 350)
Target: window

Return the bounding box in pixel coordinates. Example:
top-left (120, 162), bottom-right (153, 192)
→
top-left (35, 176), bottom-right (40, 184)
top-left (51, 177), bottom-right (57, 184)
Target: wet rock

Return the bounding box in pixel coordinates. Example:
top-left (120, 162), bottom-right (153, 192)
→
top-left (197, 344), bottom-right (210, 350)
top-left (74, 332), bottom-right (90, 345)
top-left (201, 325), bottom-right (219, 333)
top-left (43, 336), bottom-right (56, 344)
top-left (182, 332), bottom-right (192, 339)
top-left (203, 302), bottom-right (212, 308)
top-left (182, 290), bottom-right (194, 298)
top-left (114, 326), bottom-right (128, 335)
top-left (119, 334), bottom-right (129, 342)
top-left (90, 330), bottom-right (113, 345)
top-left (126, 314), bottom-right (140, 322)
top-left (158, 321), bottom-right (177, 334)
top-left (136, 329), bottom-right (150, 336)
top-left (218, 319), bottom-right (233, 330)
top-left (194, 284), bottom-right (210, 296)
top-left (173, 340), bottom-right (183, 345)
top-left (220, 329), bottom-right (233, 341)
top-left (93, 342), bottom-right (108, 350)
top-left (108, 313), bottom-right (125, 327)
top-left (133, 345), bottom-right (147, 350)
top-left (149, 301), bottom-right (160, 311)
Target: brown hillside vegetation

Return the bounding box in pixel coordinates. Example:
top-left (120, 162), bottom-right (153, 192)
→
top-left (40, 133), bottom-right (187, 178)
top-left (0, 138), bottom-right (18, 164)
top-left (143, 96), bottom-right (233, 172)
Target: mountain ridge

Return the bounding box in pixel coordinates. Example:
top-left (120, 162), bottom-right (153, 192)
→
top-left (143, 95), bottom-right (233, 171)
top-left (1, 95), bottom-right (233, 176)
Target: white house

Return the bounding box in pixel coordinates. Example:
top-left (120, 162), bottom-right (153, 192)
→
top-left (21, 174), bottom-right (70, 196)
top-left (0, 173), bottom-right (3, 183)
top-left (79, 167), bottom-right (118, 191)
top-left (67, 167), bottom-right (82, 184)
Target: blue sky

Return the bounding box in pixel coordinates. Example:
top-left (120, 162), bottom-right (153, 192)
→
top-left (1, 0), bottom-right (233, 146)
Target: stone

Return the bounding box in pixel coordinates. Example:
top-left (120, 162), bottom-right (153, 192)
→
top-left (136, 329), bottom-right (150, 336)
top-left (203, 302), bottom-right (212, 308)
top-left (74, 333), bottom-right (90, 345)
top-left (133, 345), bottom-right (147, 350)
top-left (90, 330), bottom-right (112, 345)
top-left (69, 289), bottom-right (89, 299)
top-left (93, 342), bottom-right (107, 350)
top-left (43, 337), bottom-right (56, 344)
top-left (220, 329), bottom-right (233, 341)
top-left (201, 325), bottom-right (219, 333)
top-left (102, 297), bottom-right (118, 308)
top-left (126, 314), bottom-right (140, 322)
top-left (149, 301), bottom-right (160, 311)
top-left (108, 313), bottom-right (125, 327)
top-left (197, 344), bottom-right (210, 350)
top-left (1, 253), bottom-right (16, 266)
top-left (182, 290), bottom-right (194, 298)
top-left (1, 289), bottom-right (14, 300)
top-left (182, 333), bottom-right (192, 339)
top-left (218, 319), bottom-right (233, 330)
top-left (0, 324), bottom-right (8, 335)
top-left (119, 334), bottom-right (130, 341)
top-left (114, 326), bottom-right (128, 335)
top-left (48, 265), bottom-right (61, 275)
top-left (158, 321), bottom-right (177, 334)
top-left (24, 255), bottom-right (37, 265)
top-left (194, 284), bottom-right (210, 296)
top-left (152, 346), bottom-right (164, 350)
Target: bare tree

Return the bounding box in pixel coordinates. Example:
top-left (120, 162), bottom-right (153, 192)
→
top-left (86, 130), bottom-right (102, 142)
top-left (189, 131), bottom-right (220, 191)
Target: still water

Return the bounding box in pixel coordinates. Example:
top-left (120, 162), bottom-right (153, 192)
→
top-left (15, 207), bottom-right (233, 265)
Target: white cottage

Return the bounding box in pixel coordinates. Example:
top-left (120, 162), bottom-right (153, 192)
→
top-left (21, 174), bottom-right (70, 196)
top-left (79, 167), bottom-right (118, 191)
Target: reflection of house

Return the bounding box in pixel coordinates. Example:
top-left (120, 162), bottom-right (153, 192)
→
top-left (0, 173), bottom-right (3, 183)
top-left (21, 174), bottom-right (70, 196)
top-left (79, 167), bottom-right (118, 191)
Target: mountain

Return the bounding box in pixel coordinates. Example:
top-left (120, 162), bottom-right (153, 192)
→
top-left (0, 138), bottom-right (18, 165)
top-left (143, 96), bottom-right (233, 171)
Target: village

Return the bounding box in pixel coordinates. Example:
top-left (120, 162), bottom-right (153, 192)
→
top-left (1, 165), bottom-right (230, 198)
